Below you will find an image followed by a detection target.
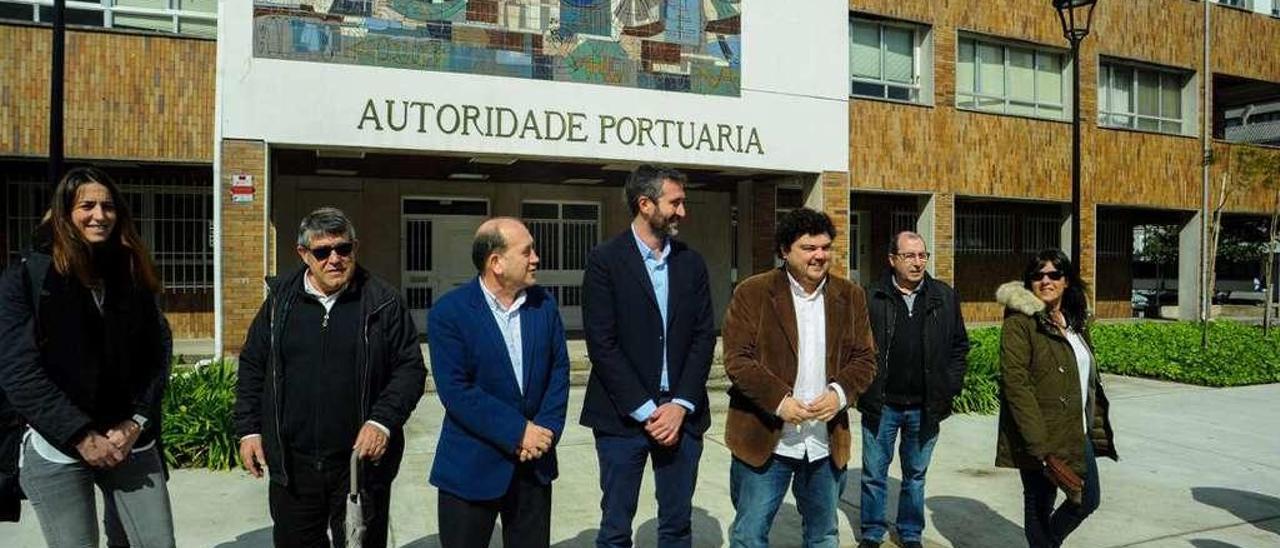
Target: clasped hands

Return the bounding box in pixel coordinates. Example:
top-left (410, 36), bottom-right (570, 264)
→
top-left (644, 402), bottom-right (686, 447)
top-left (75, 419), bottom-right (142, 469)
top-left (778, 388), bottom-right (842, 425)
top-left (519, 421), bottom-right (555, 462)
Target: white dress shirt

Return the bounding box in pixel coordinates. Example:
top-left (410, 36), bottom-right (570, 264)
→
top-left (479, 277), bottom-right (528, 394)
top-left (774, 272), bottom-right (848, 462)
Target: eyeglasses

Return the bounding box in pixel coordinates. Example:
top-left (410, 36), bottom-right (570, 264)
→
top-left (893, 252), bottom-right (930, 262)
top-left (1030, 270), bottom-right (1065, 281)
top-left (307, 242), bottom-right (355, 261)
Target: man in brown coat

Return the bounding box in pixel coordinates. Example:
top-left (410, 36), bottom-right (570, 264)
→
top-left (722, 207), bottom-right (877, 547)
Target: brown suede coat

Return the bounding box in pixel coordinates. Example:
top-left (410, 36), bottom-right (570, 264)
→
top-left (722, 268), bottom-right (878, 468)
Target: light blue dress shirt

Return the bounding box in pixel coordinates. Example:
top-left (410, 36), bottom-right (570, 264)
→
top-left (629, 226), bottom-right (695, 422)
top-left (479, 278), bottom-right (527, 394)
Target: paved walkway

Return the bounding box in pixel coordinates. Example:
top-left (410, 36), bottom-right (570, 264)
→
top-left (4, 375), bottom-right (1279, 547)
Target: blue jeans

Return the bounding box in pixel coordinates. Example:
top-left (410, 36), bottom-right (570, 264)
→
top-left (594, 430), bottom-right (702, 548)
top-left (860, 405), bottom-right (939, 543)
top-left (729, 455), bottom-right (846, 548)
top-left (20, 440), bottom-right (175, 548)
top-left (1019, 442), bottom-right (1101, 548)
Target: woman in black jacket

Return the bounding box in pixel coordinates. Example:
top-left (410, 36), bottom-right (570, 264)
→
top-left (0, 167), bottom-right (175, 547)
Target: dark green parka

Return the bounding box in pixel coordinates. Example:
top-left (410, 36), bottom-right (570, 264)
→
top-left (995, 282), bottom-right (1118, 476)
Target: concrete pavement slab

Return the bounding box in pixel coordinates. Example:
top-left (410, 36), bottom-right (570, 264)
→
top-left (3, 376), bottom-right (1278, 547)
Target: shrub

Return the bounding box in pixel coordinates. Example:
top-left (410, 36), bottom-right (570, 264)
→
top-left (955, 326), bottom-right (1001, 415)
top-left (955, 320), bottom-right (1280, 417)
top-left (161, 360), bottom-right (239, 470)
top-left (1090, 320), bottom-right (1280, 386)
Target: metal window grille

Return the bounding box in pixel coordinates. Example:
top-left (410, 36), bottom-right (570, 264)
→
top-left (5, 172), bottom-right (214, 292)
top-left (522, 201), bottom-right (600, 272)
top-left (890, 209), bottom-right (917, 237)
top-left (1022, 214), bottom-right (1062, 254)
top-left (1097, 218), bottom-right (1127, 258)
top-left (0, 0), bottom-right (218, 38)
top-left (956, 211), bottom-right (1014, 254)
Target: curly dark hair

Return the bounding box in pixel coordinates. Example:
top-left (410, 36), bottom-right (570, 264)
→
top-left (775, 207), bottom-right (836, 257)
top-left (1022, 248), bottom-right (1090, 332)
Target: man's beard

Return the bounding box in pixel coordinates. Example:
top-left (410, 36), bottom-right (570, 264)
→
top-left (649, 212), bottom-right (679, 238)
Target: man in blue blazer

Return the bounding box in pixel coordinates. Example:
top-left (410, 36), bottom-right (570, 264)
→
top-left (581, 165), bottom-right (716, 548)
top-left (428, 217), bottom-right (571, 548)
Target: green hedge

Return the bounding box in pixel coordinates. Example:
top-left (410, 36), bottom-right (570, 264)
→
top-left (958, 320), bottom-right (1280, 416)
top-left (161, 360), bottom-right (240, 470)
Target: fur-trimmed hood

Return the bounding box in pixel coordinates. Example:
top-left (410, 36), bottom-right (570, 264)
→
top-left (996, 281), bottom-right (1045, 317)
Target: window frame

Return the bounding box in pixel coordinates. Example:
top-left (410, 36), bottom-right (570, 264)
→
top-left (0, 0), bottom-right (217, 38)
top-left (849, 15), bottom-right (931, 105)
top-left (955, 33), bottom-right (1070, 122)
top-left (1097, 58), bottom-right (1193, 137)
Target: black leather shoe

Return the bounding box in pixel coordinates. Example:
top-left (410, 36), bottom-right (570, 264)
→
top-left (856, 541), bottom-right (882, 548)
top-left (902, 541), bottom-right (925, 548)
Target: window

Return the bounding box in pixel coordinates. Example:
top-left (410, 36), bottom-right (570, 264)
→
top-left (1097, 218), bottom-right (1127, 258)
top-left (890, 210), bottom-right (917, 237)
top-left (956, 211), bottom-right (1013, 254)
top-left (850, 17), bottom-right (928, 103)
top-left (0, 0), bottom-right (217, 38)
top-left (774, 186), bottom-right (805, 226)
top-left (1022, 214), bottom-right (1062, 254)
top-left (5, 168), bottom-right (214, 292)
top-left (957, 35), bottom-right (1067, 120)
top-left (521, 202), bottom-right (600, 271)
top-left (1098, 60), bottom-right (1191, 135)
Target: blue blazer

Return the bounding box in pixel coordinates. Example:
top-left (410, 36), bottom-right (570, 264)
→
top-left (579, 230), bottom-right (716, 437)
top-left (427, 279), bottom-right (570, 500)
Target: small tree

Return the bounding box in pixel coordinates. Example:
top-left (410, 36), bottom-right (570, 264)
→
top-left (1133, 224), bottom-right (1179, 317)
top-left (1232, 145), bottom-right (1280, 334)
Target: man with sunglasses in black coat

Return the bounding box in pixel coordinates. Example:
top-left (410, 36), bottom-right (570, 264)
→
top-left (234, 207), bottom-right (426, 548)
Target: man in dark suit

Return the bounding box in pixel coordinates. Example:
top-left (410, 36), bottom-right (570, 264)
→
top-left (428, 217), bottom-right (571, 548)
top-left (580, 165), bottom-right (716, 548)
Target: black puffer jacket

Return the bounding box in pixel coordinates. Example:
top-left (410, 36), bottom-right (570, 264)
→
top-left (859, 271), bottom-right (970, 434)
top-left (0, 237), bottom-right (169, 458)
top-left (233, 265), bottom-right (427, 487)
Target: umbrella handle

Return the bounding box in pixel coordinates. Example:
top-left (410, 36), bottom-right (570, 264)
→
top-left (350, 450), bottom-right (360, 496)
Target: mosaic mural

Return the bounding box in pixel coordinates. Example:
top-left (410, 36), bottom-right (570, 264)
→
top-left (253, 0), bottom-right (742, 96)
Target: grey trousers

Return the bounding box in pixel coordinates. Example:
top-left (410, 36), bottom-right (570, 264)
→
top-left (20, 440), bottom-right (176, 548)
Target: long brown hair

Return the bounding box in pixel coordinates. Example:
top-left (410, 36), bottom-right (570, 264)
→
top-left (42, 167), bottom-right (161, 293)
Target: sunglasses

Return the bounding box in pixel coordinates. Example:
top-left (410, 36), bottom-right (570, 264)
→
top-left (307, 242), bottom-right (354, 261)
top-left (1030, 270), bottom-right (1065, 282)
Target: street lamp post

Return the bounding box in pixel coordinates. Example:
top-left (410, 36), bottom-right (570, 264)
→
top-left (1053, 0), bottom-right (1097, 270)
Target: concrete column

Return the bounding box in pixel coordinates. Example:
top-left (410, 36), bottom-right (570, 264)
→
top-left (818, 171), bottom-right (850, 277)
top-left (219, 139), bottom-right (269, 356)
top-left (1060, 205), bottom-right (1073, 260)
top-left (1178, 212), bottom-right (1205, 321)
top-left (919, 193), bottom-right (955, 285)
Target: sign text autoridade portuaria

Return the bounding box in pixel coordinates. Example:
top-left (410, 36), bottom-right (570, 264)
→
top-left (357, 99), bottom-right (765, 155)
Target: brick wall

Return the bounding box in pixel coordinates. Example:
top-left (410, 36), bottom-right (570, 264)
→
top-left (821, 171), bottom-right (851, 277)
top-left (220, 139), bottom-right (268, 355)
top-left (0, 24), bottom-right (214, 162)
top-left (750, 180), bottom-right (777, 275)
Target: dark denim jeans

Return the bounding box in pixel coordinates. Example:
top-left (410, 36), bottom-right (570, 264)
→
top-left (1019, 443), bottom-right (1101, 548)
top-left (729, 455), bottom-right (847, 548)
top-left (859, 405), bottom-right (939, 544)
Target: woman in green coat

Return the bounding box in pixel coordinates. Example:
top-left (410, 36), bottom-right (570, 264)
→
top-left (995, 249), bottom-right (1117, 548)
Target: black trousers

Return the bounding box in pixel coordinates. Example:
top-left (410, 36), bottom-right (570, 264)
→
top-left (269, 455), bottom-right (393, 548)
top-left (437, 465), bottom-right (552, 548)
top-left (1019, 443), bottom-right (1101, 548)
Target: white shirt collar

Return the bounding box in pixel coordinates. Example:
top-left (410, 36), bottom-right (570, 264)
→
top-left (478, 277), bottom-right (526, 315)
top-left (303, 272), bottom-right (347, 301)
top-left (892, 275), bottom-right (923, 296)
top-left (786, 270), bottom-right (827, 302)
